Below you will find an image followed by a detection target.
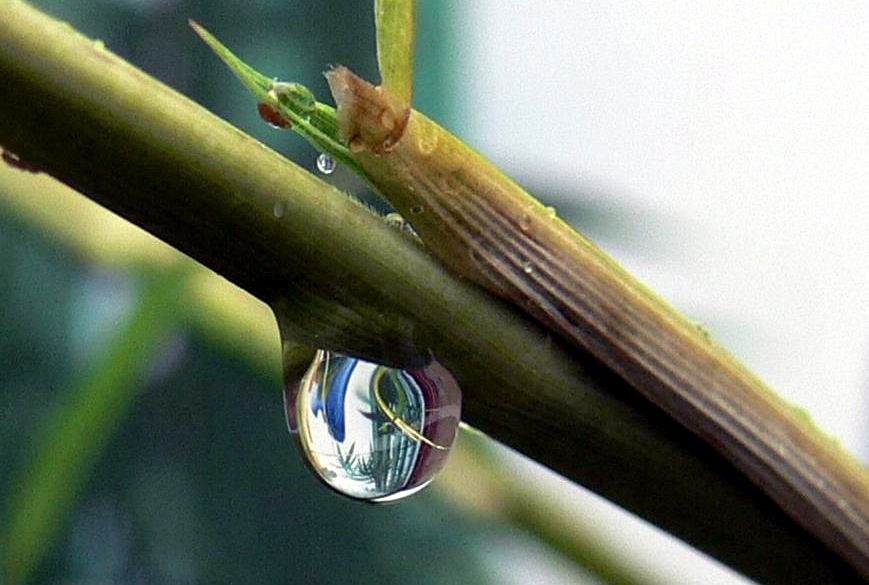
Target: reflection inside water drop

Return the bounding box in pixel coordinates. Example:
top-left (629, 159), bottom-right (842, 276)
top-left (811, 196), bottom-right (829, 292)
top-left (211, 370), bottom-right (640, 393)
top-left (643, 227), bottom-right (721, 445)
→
top-left (284, 350), bottom-right (462, 502)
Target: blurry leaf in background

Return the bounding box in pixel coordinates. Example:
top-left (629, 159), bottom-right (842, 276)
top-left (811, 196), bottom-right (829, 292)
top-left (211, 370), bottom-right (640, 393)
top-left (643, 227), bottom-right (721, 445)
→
top-left (1, 266), bottom-right (190, 585)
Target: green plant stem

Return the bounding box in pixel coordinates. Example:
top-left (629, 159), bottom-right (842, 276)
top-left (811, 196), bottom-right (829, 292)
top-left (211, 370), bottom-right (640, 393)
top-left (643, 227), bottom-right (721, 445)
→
top-left (375, 0), bottom-right (416, 103)
top-left (0, 3), bottom-right (863, 583)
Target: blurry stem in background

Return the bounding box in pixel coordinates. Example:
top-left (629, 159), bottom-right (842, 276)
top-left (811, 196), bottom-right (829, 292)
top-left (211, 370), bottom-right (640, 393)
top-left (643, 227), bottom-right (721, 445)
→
top-left (442, 431), bottom-right (651, 585)
top-left (0, 2), bottom-right (866, 583)
top-left (0, 267), bottom-right (190, 585)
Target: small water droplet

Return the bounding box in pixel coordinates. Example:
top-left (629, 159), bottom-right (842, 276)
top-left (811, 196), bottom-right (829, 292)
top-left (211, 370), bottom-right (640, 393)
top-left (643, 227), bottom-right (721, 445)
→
top-left (409, 205), bottom-right (424, 216)
top-left (545, 206), bottom-right (557, 219)
top-left (257, 102), bottom-right (292, 129)
top-left (273, 200), bottom-right (287, 218)
top-left (316, 153), bottom-right (336, 175)
top-left (272, 82), bottom-right (317, 114)
top-left (518, 212), bottom-right (532, 232)
top-left (1, 149), bottom-right (41, 173)
top-left (284, 350), bottom-right (462, 502)
top-left (93, 39), bottom-right (105, 50)
top-left (521, 261), bottom-right (534, 274)
top-left (384, 212), bottom-right (416, 235)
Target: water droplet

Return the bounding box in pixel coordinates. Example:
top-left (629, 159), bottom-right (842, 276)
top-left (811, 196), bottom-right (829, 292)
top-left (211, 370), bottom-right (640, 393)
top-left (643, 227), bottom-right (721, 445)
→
top-left (518, 212), bottom-right (532, 232)
top-left (273, 200), bottom-right (287, 218)
top-left (409, 205), bottom-right (423, 216)
top-left (521, 261), bottom-right (534, 274)
top-left (384, 212), bottom-right (405, 229)
top-left (316, 153), bottom-right (336, 175)
top-left (1, 149), bottom-right (41, 173)
top-left (92, 39), bottom-right (105, 50)
top-left (257, 102), bottom-right (292, 129)
top-left (272, 82), bottom-right (316, 113)
top-left (284, 350), bottom-right (462, 502)
top-left (384, 212), bottom-right (416, 235)
top-left (545, 206), bottom-right (557, 219)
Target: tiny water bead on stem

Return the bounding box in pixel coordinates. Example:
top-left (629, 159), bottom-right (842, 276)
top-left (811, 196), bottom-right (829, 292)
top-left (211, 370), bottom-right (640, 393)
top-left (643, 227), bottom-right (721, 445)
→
top-left (316, 153), bottom-right (336, 175)
top-left (284, 350), bottom-right (462, 502)
top-left (257, 83), bottom-right (318, 129)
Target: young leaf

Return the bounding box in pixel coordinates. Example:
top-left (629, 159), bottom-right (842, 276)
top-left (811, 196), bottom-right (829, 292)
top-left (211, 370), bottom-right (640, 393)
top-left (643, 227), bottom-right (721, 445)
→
top-left (375, 0), bottom-right (417, 105)
top-left (189, 21), bottom-right (363, 175)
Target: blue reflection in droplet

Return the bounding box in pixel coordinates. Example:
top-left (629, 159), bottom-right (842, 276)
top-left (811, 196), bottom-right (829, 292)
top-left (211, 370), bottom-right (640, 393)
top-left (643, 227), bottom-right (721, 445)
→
top-left (284, 350), bottom-right (462, 502)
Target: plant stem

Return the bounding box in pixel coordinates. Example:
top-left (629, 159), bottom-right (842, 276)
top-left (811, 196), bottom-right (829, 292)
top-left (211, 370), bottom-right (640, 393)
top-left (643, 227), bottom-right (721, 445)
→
top-left (375, 0), bottom-right (416, 104)
top-left (0, 2), bottom-right (864, 582)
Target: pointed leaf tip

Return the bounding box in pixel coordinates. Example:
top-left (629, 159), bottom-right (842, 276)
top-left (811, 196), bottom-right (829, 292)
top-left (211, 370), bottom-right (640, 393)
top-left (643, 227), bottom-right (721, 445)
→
top-left (189, 20), bottom-right (272, 100)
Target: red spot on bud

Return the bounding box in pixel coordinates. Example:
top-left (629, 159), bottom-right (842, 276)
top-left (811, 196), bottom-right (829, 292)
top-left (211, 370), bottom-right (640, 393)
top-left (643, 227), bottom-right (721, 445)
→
top-left (257, 102), bottom-right (292, 129)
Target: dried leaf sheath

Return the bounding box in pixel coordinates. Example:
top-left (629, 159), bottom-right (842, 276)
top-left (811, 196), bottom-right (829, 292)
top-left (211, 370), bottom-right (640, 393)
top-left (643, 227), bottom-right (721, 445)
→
top-left (325, 67), bottom-right (869, 577)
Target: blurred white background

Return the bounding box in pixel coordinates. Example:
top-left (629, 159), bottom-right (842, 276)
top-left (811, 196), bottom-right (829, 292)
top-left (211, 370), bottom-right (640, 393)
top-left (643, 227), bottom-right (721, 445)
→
top-left (453, 3), bottom-right (869, 583)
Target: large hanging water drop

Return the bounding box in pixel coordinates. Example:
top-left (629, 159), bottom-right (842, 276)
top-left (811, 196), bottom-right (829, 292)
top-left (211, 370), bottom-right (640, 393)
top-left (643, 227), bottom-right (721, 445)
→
top-left (284, 350), bottom-right (462, 502)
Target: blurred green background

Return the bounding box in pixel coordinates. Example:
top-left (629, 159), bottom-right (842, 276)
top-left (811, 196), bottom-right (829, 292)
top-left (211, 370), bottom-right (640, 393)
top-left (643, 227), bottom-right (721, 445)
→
top-left (0, 1), bottom-right (635, 584)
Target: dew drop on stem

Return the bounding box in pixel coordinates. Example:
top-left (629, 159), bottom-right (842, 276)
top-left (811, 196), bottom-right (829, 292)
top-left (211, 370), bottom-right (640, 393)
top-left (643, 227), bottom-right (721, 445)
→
top-left (316, 153), bottom-right (336, 175)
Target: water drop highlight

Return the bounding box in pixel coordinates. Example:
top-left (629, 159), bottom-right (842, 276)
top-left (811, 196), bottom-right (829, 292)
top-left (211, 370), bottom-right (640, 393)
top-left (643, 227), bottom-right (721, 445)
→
top-left (284, 350), bottom-right (462, 502)
top-left (316, 153), bottom-right (336, 175)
